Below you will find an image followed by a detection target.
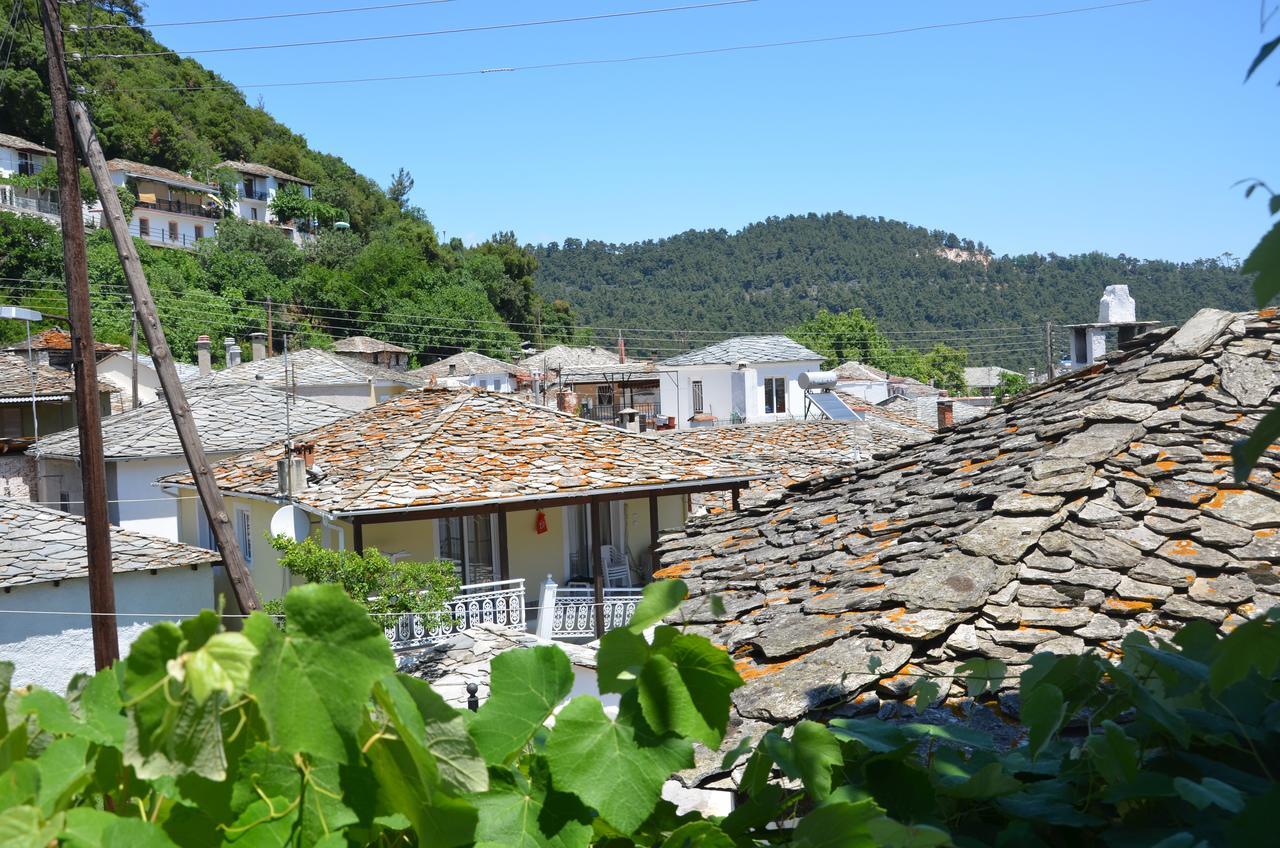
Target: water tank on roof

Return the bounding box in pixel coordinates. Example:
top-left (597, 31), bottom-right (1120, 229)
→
top-left (797, 371), bottom-right (838, 391)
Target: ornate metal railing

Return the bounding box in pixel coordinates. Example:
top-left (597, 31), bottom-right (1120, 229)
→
top-left (384, 577), bottom-right (526, 652)
top-left (534, 577), bottom-right (643, 640)
top-left (0, 190), bottom-right (58, 216)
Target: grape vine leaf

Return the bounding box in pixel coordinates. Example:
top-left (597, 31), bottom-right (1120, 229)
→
top-left (183, 632), bottom-right (256, 705)
top-left (544, 694), bottom-right (692, 834)
top-left (34, 737), bottom-right (92, 817)
top-left (763, 720), bottom-right (841, 801)
top-left (625, 579), bottom-right (688, 633)
top-left (791, 800), bottom-right (880, 848)
top-left (468, 646), bottom-right (573, 765)
top-left (244, 584), bottom-right (393, 764)
top-left (374, 673), bottom-right (487, 795)
top-left (660, 820), bottom-right (736, 848)
top-left (469, 756), bottom-right (592, 848)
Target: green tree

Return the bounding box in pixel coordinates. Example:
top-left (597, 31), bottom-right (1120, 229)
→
top-left (387, 167), bottom-right (414, 210)
top-left (993, 370), bottom-right (1030, 403)
top-left (920, 342), bottom-right (968, 395)
top-left (787, 308), bottom-right (892, 369)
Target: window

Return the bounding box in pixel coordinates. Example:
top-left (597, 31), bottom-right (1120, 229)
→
top-left (691, 380), bottom-right (704, 414)
top-left (437, 515), bottom-right (495, 584)
top-left (167, 221), bottom-right (179, 242)
top-left (194, 224), bottom-right (204, 240)
top-left (243, 178), bottom-right (254, 198)
top-left (138, 217), bottom-right (150, 237)
top-left (596, 385), bottom-right (614, 408)
top-left (251, 207), bottom-right (258, 221)
top-left (236, 508), bottom-right (253, 564)
top-left (764, 377), bottom-right (787, 414)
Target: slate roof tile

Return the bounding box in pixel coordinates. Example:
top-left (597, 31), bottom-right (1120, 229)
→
top-left (410, 350), bottom-right (522, 379)
top-left (659, 335), bottom-right (823, 367)
top-left (0, 352), bottom-right (117, 399)
top-left (183, 347), bottom-right (425, 392)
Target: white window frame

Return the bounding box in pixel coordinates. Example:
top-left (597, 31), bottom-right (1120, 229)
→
top-left (436, 514), bottom-right (498, 584)
top-left (691, 379), bottom-right (704, 414)
top-left (236, 508), bottom-right (253, 564)
top-left (764, 377), bottom-right (787, 415)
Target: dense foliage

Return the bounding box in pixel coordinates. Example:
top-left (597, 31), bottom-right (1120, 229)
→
top-left (263, 537), bottom-right (459, 622)
top-left (1, 580), bottom-right (1277, 846)
top-left (993, 371), bottom-right (1030, 404)
top-left (534, 213), bottom-right (1251, 370)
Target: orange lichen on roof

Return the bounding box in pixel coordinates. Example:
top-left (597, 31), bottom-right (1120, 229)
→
top-left (653, 562), bottom-right (692, 579)
top-left (958, 457), bottom-right (994, 473)
top-left (735, 655), bottom-right (802, 681)
top-left (1204, 454), bottom-right (1232, 463)
top-left (870, 520), bottom-right (890, 531)
top-left (883, 607), bottom-right (907, 621)
top-left (1006, 425), bottom-right (1019, 433)
top-left (1104, 598), bottom-right (1153, 612)
top-left (1165, 539), bottom-right (1199, 557)
top-left (818, 514), bottom-right (838, 526)
top-left (1155, 460), bottom-right (1177, 471)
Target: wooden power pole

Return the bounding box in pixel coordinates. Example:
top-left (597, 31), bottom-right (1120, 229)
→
top-left (69, 101), bottom-right (262, 615)
top-left (1044, 321), bottom-right (1054, 383)
top-left (37, 0), bottom-right (118, 668)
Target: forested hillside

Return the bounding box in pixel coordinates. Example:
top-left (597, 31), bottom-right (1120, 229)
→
top-left (534, 213), bottom-right (1251, 368)
top-left (0, 0), bottom-right (578, 359)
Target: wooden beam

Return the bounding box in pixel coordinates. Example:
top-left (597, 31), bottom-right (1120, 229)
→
top-left (731, 486), bottom-right (741, 511)
top-left (69, 101), bottom-right (261, 614)
top-left (590, 498), bottom-right (605, 638)
top-left (497, 512), bottom-right (510, 581)
top-left (38, 0), bottom-right (118, 669)
top-left (353, 518), bottom-right (364, 555)
top-left (648, 494), bottom-right (660, 570)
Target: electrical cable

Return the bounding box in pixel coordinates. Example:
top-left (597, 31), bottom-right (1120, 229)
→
top-left (81, 0), bottom-right (459, 30)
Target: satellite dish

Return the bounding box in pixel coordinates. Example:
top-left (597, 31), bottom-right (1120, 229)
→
top-left (270, 505), bottom-right (311, 541)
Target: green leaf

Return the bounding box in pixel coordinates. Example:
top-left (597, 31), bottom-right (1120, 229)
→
top-left (245, 584), bottom-right (393, 763)
top-left (955, 657), bottom-right (1007, 697)
top-left (1084, 720), bottom-right (1138, 786)
top-left (124, 687), bottom-right (227, 781)
top-left (221, 795), bottom-right (297, 847)
top-left (791, 800), bottom-right (880, 848)
top-left (544, 695), bottom-right (692, 834)
top-left (375, 673), bottom-right (487, 795)
top-left (1246, 35), bottom-right (1280, 80)
top-left (61, 808), bottom-right (115, 847)
top-left (75, 670), bottom-right (126, 747)
top-left (34, 737), bottom-right (91, 817)
top-left (866, 818), bottom-right (952, 848)
top-left (469, 646), bottom-right (573, 765)
top-left (1021, 683), bottom-right (1065, 760)
top-left (1243, 220), bottom-right (1280, 306)
top-left (627, 579), bottom-right (688, 633)
top-left (1233, 406), bottom-right (1280, 483)
top-left (470, 756), bottom-right (592, 848)
top-left (653, 633), bottom-right (741, 748)
top-left (1173, 776), bottom-right (1245, 813)
top-left (98, 818), bottom-right (180, 848)
top-left (661, 820), bottom-right (736, 848)
top-left (899, 722), bottom-right (998, 751)
top-left (1209, 613), bottom-right (1280, 694)
top-left (718, 733), bottom-right (755, 772)
top-left (596, 626), bottom-right (650, 694)
top-left (908, 678), bottom-right (940, 714)
top-left (763, 721), bottom-right (841, 801)
top-left (183, 632), bottom-right (257, 705)
top-left (0, 806), bottom-right (62, 848)
top-left (0, 761), bottom-right (39, 812)
top-left (828, 718), bottom-right (909, 753)
top-left (937, 761), bottom-right (1021, 800)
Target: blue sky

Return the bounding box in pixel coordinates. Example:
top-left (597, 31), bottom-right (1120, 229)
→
top-left (155, 0), bottom-right (1277, 261)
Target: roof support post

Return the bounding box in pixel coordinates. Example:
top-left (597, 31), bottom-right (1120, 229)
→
top-left (590, 497), bottom-right (605, 638)
top-left (497, 511), bottom-right (510, 581)
top-left (731, 486), bottom-right (741, 512)
top-left (353, 517), bottom-right (364, 555)
top-left (648, 494), bottom-right (660, 574)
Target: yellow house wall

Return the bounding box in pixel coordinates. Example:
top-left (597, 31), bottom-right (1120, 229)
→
top-left (504, 506), bottom-right (567, 598)
top-left (360, 517), bottom-right (436, 564)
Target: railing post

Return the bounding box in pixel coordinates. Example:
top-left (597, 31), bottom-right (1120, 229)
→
top-left (534, 575), bottom-right (557, 640)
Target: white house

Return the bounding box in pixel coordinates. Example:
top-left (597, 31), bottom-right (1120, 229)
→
top-left (216, 160), bottom-right (317, 246)
top-left (409, 350), bottom-right (525, 392)
top-left (0, 132), bottom-right (59, 223)
top-left (963, 366), bottom-right (1023, 399)
top-left (96, 351), bottom-right (202, 413)
top-left (92, 159), bottom-right (220, 249)
top-left (0, 497), bottom-right (219, 693)
top-left (832, 360), bottom-right (892, 404)
top-left (657, 336), bottom-right (824, 429)
top-left (32, 384), bottom-right (352, 541)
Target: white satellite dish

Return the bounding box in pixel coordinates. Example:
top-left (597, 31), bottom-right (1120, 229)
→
top-left (269, 505), bottom-right (311, 541)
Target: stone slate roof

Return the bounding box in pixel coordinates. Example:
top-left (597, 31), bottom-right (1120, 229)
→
top-left (0, 132), bottom-right (53, 155)
top-left (106, 159), bottom-right (217, 194)
top-left (0, 497), bottom-right (218, 589)
top-left (332, 336), bottom-right (411, 354)
top-left (401, 623), bottom-right (597, 709)
top-left (184, 348), bottom-right (425, 392)
top-left (518, 345), bottom-right (621, 373)
top-left (127, 353), bottom-right (201, 382)
top-left (33, 385), bottom-right (353, 460)
top-left (655, 308), bottom-right (1280, 731)
top-left (964, 366), bottom-right (1021, 389)
top-left (165, 389), bottom-right (763, 517)
top-left (874, 393), bottom-right (987, 428)
top-left (660, 336), bottom-right (824, 367)
top-left (834, 361), bottom-right (889, 381)
top-left (654, 416), bottom-right (931, 512)
top-left (215, 160), bottom-right (313, 185)
top-left (5, 328), bottom-right (125, 356)
top-left (0, 353), bottom-right (116, 399)
top-left (410, 350), bottom-right (522, 379)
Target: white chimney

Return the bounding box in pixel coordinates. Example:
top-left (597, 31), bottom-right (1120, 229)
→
top-left (223, 337), bottom-right (235, 366)
top-left (228, 345), bottom-right (242, 367)
top-left (1098, 285), bottom-right (1136, 324)
top-left (249, 332), bottom-right (267, 360)
top-left (196, 335), bottom-right (212, 375)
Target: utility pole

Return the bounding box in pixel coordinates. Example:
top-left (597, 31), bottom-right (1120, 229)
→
top-left (68, 107), bottom-right (262, 614)
top-left (266, 296), bottom-right (273, 357)
top-left (1044, 321), bottom-right (1054, 383)
top-left (130, 310), bottom-right (139, 409)
top-left (37, 0), bottom-right (119, 668)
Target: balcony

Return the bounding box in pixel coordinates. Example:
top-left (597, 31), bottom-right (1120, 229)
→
top-left (134, 198), bottom-right (220, 219)
top-left (0, 191), bottom-right (58, 216)
top-left (16, 161), bottom-right (40, 177)
top-left (238, 188), bottom-right (269, 201)
top-left (579, 401), bottom-right (662, 429)
top-left (124, 219), bottom-right (209, 250)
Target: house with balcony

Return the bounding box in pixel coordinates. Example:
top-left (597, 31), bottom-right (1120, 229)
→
top-left (409, 350), bottom-right (525, 392)
top-left (557, 361), bottom-right (669, 429)
top-left (97, 159), bottom-right (220, 249)
top-left (159, 389), bottom-right (761, 643)
top-left (657, 336), bottom-right (825, 429)
top-left (0, 132), bottom-right (59, 222)
top-left (217, 160), bottom-right (317, 246)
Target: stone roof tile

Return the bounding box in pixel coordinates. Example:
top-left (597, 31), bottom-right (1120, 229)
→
top-left (183, 347), bottom-right (425, 392)
top-left (659, 335), bottom-right (823, 367)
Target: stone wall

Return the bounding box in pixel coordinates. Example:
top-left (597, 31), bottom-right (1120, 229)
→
top-left (0, 453), bottom-right (35, 501)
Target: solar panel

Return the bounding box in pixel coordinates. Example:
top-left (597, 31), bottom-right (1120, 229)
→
top-left (807, 391), bottom-right (862, 421)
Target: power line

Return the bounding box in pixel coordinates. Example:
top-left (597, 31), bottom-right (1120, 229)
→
top-left (86, 0), bottom-right (760, 59)
top-left (81, 0), bottom-right (459, 30)
top-left (87, 0), bottom-right (1152, 91)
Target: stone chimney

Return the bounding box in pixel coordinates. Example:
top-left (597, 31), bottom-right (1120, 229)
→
top-left (227, 345), bottom-right (242, 367)
top-left (937, 399), bottom-right (954, 431)
top-left (249, 332), bottom-right (267, 361)
top-left (448, 363), bottom-right (457, 376)
top-left (223, 337), bottom-right (235, 367)
top-left (556, 389), bottom-right (578, 414)
top-left (1098, 284), bottom-right (1136, 323)
top-left (196, 335), bottom-right (212, 375)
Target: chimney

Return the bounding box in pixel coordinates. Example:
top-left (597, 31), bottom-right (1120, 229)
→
top-left (556, 389), bottom-right (578, 414)
top-left (276, 444), bottom-right (313, 495)
top-left (227, 345), bottom-right (242, 368)
top-left (937, 399), bottom-right (954, 431)
top-left (249, 332), bottom-right (267, 361)
top-left (223, 337), bottom-right (235, 366)
top-left (196, 335), bottom-right (212, 375)
top-left (448, 363), bottom-right (456, 376)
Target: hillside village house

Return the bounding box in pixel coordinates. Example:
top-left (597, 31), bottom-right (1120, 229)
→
top-left (333, 335), bottom-right (412, 371)
top-left (91, 159), bottom-right (220, 249)
top-left (657, 336), bottom-right (825, 428)
top-left (95, 351), bottom-right (202, 412)
top-left (963, 365), bottom-right (1025, 403)
top-left (217, 160), bottom-right (317, 246)
top-left (518, 344), bottom-right (621, 398)
top-left (0, 132), bottom-right (58, 222)
top-left (410, 350), bottom-right (525, 392)
top-left (160, 390), bottom-right (760, 639)
top-left (656, 308), bottom-right (1280, 775)
top-left (186, 344), bottom-right (425, 411)
top-left (33, 385), bottom-right (351, 542)
top-left (559, 362), bottom-right (667, 428)
top-left (0, 498), bottom-right (218, 693)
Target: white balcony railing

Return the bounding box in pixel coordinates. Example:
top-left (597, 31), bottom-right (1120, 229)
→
top-left (534, 576), bottom-right (643, 640)
top-left (384, 577), bottom-right (526, 651)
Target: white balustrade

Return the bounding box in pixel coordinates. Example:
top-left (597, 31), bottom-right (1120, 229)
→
top-left (534, 575), bottom-right (643, 640)
top-left (384, 577), bottom-right (526, 652)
